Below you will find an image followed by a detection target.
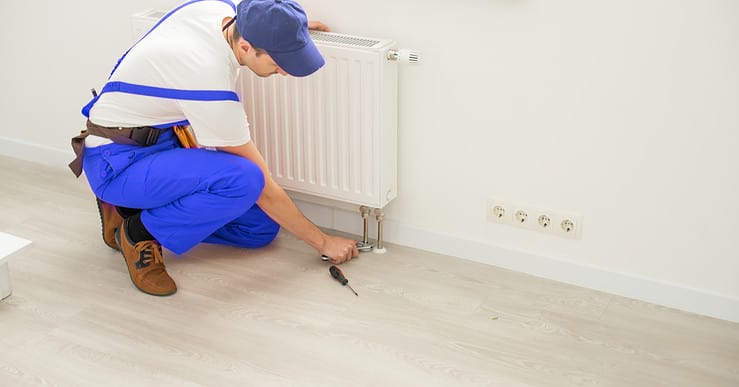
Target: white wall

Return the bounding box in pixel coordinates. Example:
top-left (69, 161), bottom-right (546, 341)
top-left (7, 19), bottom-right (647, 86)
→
top-left (0, 0), bottom-right (178, 149)
top-left (1, 0), bottom-right (737, 321)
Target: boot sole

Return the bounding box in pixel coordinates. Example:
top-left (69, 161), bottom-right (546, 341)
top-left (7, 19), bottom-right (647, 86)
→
top-left (114, 226), bottom-right (177, 297)
top-left (96, 198), bottom-right (121, 251)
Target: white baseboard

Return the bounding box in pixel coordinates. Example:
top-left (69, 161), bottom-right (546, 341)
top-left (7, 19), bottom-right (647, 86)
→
top-left (0, 136), bottom-right (73, 169)
top-left (2, 138), bottom-right (736, 323)
top-left (295, 199), bottom-right (739, 323)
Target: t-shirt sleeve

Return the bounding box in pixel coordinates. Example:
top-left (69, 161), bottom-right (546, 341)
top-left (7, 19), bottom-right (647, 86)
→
top-left (178, 99), bottom-right (251, 147)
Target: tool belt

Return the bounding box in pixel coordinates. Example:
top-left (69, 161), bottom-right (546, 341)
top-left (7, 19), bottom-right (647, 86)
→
top-left (68, 120), bottom-right (168, 178)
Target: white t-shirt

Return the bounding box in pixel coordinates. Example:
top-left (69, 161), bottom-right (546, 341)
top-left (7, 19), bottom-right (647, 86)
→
top-left (87, 0), bottom-right (249, 148)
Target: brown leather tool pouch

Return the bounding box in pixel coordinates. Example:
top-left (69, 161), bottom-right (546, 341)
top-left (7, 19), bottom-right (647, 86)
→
top-left (68, 120), bottom-right (165, 177)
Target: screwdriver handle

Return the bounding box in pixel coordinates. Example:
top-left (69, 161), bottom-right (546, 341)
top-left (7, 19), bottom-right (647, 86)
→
top-left (329, 265), bottom-right (348, 285)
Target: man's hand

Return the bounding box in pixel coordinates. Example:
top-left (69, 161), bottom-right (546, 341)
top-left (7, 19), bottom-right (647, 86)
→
top-left (308, 21), bottom-right (330, 32)
top-left (321, 235), bottom-right (359, 264)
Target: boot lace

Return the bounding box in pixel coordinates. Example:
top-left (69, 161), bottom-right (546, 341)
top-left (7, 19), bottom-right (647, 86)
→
top-left (134, 240), bottom-right (164, 269)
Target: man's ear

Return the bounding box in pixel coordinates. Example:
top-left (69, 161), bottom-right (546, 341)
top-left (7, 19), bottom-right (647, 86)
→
top-left (239, 39), bottom-right (253, 53)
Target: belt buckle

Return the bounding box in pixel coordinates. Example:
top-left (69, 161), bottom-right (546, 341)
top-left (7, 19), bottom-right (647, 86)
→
top-left (129, 127), bottom-right (159, 146)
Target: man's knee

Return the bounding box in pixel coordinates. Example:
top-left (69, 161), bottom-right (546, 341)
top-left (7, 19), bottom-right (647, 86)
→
top-left (219, 157), bottom-right (265, 201)
top-left (252, 223), bottom-right (280, 248)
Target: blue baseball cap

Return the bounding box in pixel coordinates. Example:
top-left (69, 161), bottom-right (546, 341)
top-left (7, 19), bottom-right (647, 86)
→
top-left (236, 0), bottom-right (325, 77)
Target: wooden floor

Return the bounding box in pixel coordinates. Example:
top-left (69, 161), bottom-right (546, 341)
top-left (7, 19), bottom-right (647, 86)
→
top-left (1, 155), bottom-right (738, 387)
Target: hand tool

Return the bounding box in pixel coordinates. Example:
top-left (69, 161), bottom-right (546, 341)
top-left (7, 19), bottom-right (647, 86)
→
top-left (321, 243), bottom-right (367, 261)
top-left (329, 265), bottom-right (358, 296)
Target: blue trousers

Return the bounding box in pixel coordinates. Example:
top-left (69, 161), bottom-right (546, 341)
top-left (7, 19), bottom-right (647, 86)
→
top-left (82, 130), bottom-right (279, 254)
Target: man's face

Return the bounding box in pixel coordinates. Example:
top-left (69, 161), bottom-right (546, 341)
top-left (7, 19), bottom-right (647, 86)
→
top-left (237, 41), bottom-right (287, 77)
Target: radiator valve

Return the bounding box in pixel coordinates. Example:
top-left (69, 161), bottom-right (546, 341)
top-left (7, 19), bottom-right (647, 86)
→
top-left (387, 49), bottom-right (421, 64)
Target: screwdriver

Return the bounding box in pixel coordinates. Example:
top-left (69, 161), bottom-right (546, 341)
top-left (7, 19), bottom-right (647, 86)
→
top-left (329, 265), bottom-right (358, 296)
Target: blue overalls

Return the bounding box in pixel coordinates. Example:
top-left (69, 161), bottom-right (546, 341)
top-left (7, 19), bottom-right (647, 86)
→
top-left (81, 0), bottom-right (279, 255)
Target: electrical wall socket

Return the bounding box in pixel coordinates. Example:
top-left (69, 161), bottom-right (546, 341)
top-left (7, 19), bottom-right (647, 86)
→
top-left (486, 199), bottom-right (583, 239)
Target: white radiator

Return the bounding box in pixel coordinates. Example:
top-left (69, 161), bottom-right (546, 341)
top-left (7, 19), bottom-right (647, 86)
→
top-left (238, 31), bottom-right (398, 209)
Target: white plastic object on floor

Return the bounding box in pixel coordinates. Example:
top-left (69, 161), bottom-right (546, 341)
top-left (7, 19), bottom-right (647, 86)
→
top-left (0, 232), bottom-right (32, 300)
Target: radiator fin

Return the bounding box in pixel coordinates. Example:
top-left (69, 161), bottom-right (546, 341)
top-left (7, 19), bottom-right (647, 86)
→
top-left (310, 31), bottom-right (381, 48)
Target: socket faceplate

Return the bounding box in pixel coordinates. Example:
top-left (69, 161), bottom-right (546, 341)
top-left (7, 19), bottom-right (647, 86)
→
top-left (487, 199), bottom-right (583, 239)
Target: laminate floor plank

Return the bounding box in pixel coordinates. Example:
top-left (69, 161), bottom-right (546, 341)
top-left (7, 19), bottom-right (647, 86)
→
top-left (1, 155), bottom-right (737, 387)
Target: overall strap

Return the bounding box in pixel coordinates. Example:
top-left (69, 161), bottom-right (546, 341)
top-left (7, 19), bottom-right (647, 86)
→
top-left (100, 82), bottom-right (239, 102)
top-left (81, 0), bottom-right (239, 119)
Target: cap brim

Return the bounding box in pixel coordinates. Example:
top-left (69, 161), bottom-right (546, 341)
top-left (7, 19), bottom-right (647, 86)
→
top-left (270, 39), bottom-right (325, 77)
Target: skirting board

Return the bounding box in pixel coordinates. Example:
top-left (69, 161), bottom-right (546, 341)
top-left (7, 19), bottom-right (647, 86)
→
top-left (0, 136), bottom-right (74, 169)
top-left (294, 198), bottom-right (739, 324)
top-left (3, 137), bottom-right (737, 323)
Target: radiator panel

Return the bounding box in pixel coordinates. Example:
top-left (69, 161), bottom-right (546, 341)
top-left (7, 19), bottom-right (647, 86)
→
top-left (239, 34), bottom-right (398, 208)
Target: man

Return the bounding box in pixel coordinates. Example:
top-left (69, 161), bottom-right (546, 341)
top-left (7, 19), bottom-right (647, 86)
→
top-left (69, 0), bottom-right (359, 297)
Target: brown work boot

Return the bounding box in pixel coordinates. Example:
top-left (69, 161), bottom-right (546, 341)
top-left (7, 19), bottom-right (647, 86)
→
top-left (96, 198), bottom-right (123, 251)
top-left (115, 217), bottom-right (177, 296)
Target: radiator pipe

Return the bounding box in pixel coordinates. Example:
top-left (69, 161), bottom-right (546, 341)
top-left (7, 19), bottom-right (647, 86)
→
top-left (356, 206), bottom-right (373, 252)
top-left (373, 208), bottom-right (386, 254)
